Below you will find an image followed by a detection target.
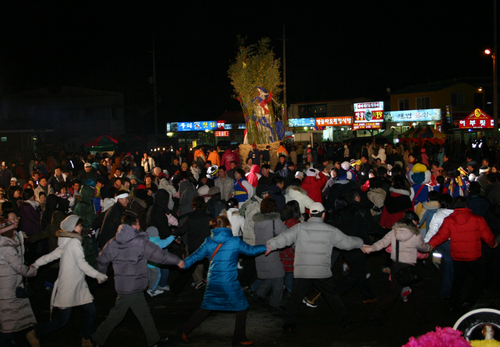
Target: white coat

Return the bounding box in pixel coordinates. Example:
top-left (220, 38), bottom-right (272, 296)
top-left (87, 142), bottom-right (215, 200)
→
top-left (34, 231), bottom-right (103, 309)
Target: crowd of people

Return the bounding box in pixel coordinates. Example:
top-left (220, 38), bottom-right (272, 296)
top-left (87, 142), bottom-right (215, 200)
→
top-left (1, 136), bottom-right (500, 347)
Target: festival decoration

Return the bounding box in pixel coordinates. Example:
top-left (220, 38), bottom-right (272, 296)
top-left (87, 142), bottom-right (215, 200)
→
top-left (228, 37), bottom-right (283, 144)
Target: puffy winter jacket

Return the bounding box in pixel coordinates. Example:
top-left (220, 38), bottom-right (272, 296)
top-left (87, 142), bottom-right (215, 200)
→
top-left (97, 224), bottom-right (180, 294)
top-left (267, 217), bottom-right (363, 278)
top-left (428, 208), bottom-right (495, 261)
top-left (184, 227), bottom-right (266, 311)
top-left (370, 222), bottom-right (431, 264)
top-left (301, 172), bottom-right (327, 203)
top-left (284, 185), bottom-right (314, 214)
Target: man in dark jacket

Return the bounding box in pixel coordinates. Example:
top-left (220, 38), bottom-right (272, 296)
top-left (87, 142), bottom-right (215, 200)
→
top-left (269, 176), bottom-right (286, 211)
top-left (171, 196), bottom-right (213, 294)
top-left (332, 189), bottom-right (376, 304)
top-left (467, 182), bottom-right (490, 216)
top-left (324, 169), bottom-right (360, 213)
top-left (146, 189), bottom-right (173, 239)
top-left (92, 212), bottom-right (183, 347)
top-left (206, 186), bottom-right (226, 218)
top-left (97, 192), bottom-right (129, 249)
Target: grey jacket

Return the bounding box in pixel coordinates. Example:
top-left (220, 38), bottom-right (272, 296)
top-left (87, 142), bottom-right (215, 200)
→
top-left (253, 212), bottom-right (286, 279)
top-left (0, 236), bottom-right (37, 333)
top-left (97, 224), bottom-right (181, 294)
top-left (267, 217), bottom-right (363, 279)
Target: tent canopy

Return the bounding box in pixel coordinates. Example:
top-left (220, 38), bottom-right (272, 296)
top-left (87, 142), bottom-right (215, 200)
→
top-left (84, 135), bottom-right (118, 150)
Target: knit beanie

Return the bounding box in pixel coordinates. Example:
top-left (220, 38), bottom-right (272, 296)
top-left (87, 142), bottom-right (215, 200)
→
top-left (146, 226), bottom-right (159, 238)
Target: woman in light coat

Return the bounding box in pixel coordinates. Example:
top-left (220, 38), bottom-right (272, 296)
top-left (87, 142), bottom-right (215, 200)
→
top-left (30, 215), bottom-right (107, 347)
top-left (0, 216), bottom-right (38, 347)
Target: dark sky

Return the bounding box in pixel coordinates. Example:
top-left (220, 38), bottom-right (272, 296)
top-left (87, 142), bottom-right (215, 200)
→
top-left (0, 2), bottom-right (496, 124)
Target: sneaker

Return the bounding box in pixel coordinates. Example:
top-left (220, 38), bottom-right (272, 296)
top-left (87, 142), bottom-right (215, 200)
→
top-left (302, 298), bottom-right (317, 308)
top-left (150, 337), bottom-right (169, 347)
top-left (147, 289), bottom-right (164, 297)
top-left (157, 285), bottom-right (170, 291)
top-left (26, 330), bottom-right (40, 347)
top-left (237, 262), bottom-right (243, 270)
top-left (382, 266), bottom-right (391, 274)
top-left (195, 280), bottom-right (206, 289)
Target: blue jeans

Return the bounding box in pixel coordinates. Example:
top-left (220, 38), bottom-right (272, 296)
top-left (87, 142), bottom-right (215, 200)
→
top-left (284, 272), bottom-right (294, 293)
top-left (438, 241), bottom-right (454, 299)
top-left (158, 267), bottom-right (170, 287)
top-left (36, 302), bottom-right (96, 340)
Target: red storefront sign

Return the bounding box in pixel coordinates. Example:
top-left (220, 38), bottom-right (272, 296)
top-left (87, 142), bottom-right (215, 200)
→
top-left (352, 122), bottom-right (382, 130)
top-left (459, 108), bottom-right (495, 129)
top-left (216, 121), bottom-right (225, 130)
top-left (215, 131), bottom-right (229, 137)
top-left (315, 116), bottom-right (352, 127)
top-left (353, 101), bottom-right (384, 122)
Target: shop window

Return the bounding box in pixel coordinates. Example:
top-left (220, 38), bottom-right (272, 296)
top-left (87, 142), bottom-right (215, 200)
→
top-left (0, 137), bottom-right (6, 142)
top-left (416, 97), bottom-right (430, 109)
top-left (451, 93), bottom-right (465, 107)
top-left (299, 104), bottom-right (327, 117)
top-left (398, 98), bottom-right (409, 110)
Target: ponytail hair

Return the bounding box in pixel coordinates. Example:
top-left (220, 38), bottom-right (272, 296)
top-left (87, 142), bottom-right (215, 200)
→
top-left (210, 215), bottom-right (230, 229)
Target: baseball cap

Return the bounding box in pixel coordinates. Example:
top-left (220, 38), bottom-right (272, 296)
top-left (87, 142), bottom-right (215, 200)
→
top-left (10, 177), bottom-right (17, 182)
top-left (84, 162), bottom-right (92, 167)
top-left (208, 186), bottom-right (220, 195)
top-left (310, 202), bottom-right (325, 214)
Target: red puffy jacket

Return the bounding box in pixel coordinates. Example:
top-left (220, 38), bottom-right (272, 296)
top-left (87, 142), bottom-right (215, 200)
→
top-left (301, 172), bottom-right (327, 203)
top-left (428, 208), bottom-right (495, 261)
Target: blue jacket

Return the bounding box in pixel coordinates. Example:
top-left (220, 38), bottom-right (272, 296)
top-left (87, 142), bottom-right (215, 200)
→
top-left (184, 227), bottom-right (266, 311)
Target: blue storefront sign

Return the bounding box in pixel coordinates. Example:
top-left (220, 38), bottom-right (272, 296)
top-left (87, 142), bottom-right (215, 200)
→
top-left (288, 117), bottom-right (316, 127)
top-left (177, 121), bottom-right (217, 132)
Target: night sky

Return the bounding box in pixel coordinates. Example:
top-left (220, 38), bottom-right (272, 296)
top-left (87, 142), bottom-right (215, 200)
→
top-left (0, 2), bottom-right (496, 125)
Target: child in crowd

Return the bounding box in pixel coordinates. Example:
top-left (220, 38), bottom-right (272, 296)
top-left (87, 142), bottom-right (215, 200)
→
top-left (146, 226), bottom-right (175, 296)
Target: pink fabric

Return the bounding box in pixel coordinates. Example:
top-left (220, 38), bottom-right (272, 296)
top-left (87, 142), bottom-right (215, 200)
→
top-left (403, 326), bottom-right (470, 347)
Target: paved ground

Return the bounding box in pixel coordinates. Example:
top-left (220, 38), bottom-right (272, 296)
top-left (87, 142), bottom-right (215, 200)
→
top-left (13, 250), bottom-right (500, 347)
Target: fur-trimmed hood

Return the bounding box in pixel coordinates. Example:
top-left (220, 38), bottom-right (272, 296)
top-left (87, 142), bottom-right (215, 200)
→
top-left (286, 185), bottom-right (307, 195)
top-left (422, 201), bottom-right (440, 210)
top-left (253, 212), bottom-right (281, 222)
top-left (56, 230), bottom-right (83, 242)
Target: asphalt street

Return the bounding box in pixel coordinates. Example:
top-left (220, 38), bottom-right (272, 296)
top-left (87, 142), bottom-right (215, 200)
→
top-left (16, 249), bottom-right (500, 347)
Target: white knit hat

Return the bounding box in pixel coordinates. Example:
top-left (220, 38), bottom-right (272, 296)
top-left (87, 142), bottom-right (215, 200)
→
top-left (341, 161), bottom-right (351, 171)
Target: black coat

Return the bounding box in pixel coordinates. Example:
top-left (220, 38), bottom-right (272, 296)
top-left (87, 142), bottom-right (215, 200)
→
top-left (176, 209), bottom-right (212, 252)
top-left (98, 202), bottom-right (126, 248)
top-left (146, 189), bottom-right (172, 239)
top-left (333, 202), bottom-right (373, 244)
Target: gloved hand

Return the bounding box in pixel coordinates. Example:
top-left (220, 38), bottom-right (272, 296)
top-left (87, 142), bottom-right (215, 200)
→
top-left (96, 273), bottom-right (108, 284)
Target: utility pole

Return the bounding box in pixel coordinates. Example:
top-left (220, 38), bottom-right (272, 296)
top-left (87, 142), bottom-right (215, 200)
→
top-left (282, 25), bottom-right (288, 131)
top-left (152, 39), bottom-right (158, 143)
top-left (493, 0), bottom-right (498, 142)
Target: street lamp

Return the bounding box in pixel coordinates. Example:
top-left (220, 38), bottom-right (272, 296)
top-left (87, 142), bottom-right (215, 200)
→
top-left (485, 48), bottom-right (498, 141)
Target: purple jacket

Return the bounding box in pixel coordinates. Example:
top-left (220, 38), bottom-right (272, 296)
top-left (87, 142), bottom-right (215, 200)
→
top-left (19, 201), bottom-right (41, 236)
top-left (97, 224), bottom-right (180, 294)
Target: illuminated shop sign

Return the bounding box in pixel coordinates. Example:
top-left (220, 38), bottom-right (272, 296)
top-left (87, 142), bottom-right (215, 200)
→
top-left (315, 117), bottom-right (352, 127)
top-left (288, 118), bottom-right (316, 127)
top-left (353, 101), bottom-right (384, 123)
top-left (384, 109), bottom-right (441, 122)
top-left (352, 122), bottom-right (382, 130)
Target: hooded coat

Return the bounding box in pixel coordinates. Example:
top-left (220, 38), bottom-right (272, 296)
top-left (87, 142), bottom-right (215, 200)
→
top-left (247, 164), bottom-right (260, 188)
top-left (370, 222), bottom-right (432, 264)
top-left (0, 235), bottom-right (37, 333)
top-left (301, 172), bottom-right (328, 203)
top-left (428, 208), bottom-right (495, 261)
top-left (146, 189), bottom-right (173, 239)
top-left (253, 212), bottom-right (286, 279)
top-left (176, 209), bottom-right (212, 253)
top-left (73, 185), bottom-right (96, 231)
top-left (97, 224), bottom-right (180, 294)
top-left (183, 227), bottom-right (266, 311)
top-left (34, 231), bottom-right (103, 309)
